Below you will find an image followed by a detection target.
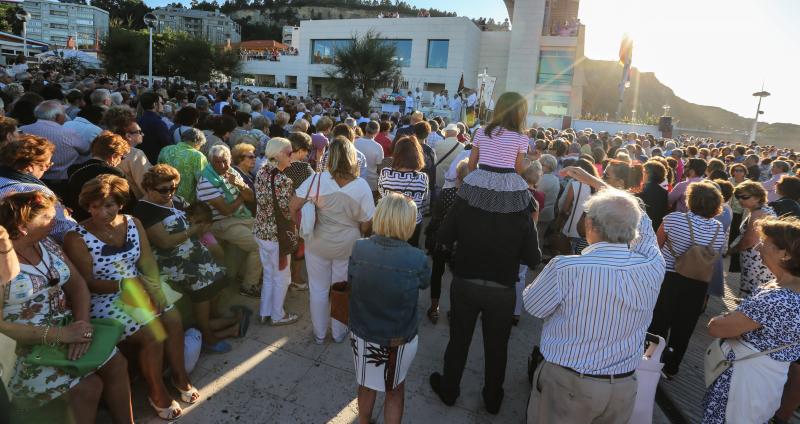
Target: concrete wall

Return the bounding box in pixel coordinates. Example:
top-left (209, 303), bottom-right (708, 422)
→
top-left (505, 0), bottom-right (546, 111)
top-left (572, 120), bottom-right (660, 135)
top-left (478, 31), bottom-right (511, 102)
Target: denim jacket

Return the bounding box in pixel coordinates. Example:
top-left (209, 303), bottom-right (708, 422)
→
top-left (348, 235), bottom-right (431, 346)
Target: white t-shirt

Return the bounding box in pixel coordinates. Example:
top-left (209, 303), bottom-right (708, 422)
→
top-left (353, 137), bottom-right (384, 191)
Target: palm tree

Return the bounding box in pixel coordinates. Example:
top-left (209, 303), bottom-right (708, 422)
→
top-left (325, 30), bottom-right (401, 112)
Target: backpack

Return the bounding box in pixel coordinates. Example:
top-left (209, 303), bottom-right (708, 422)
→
top-left (666, 213), bottom-right (721, 283)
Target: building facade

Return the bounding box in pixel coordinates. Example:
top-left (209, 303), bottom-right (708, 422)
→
top-left (21, 0), bottom-right (109, 49)
top-left (240, 0), bottom-right (585, 118)
top-left (151, 7), bottom-right (241, 45)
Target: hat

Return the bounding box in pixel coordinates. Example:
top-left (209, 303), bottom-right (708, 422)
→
top-left (444, 123), bottom-right (459, 133)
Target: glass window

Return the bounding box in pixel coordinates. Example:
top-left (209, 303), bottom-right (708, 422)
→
top-left (380, 39), bottom-right (411, 67)
top-left (537, 50), bottom-right (575, 85)
top-left (311, 39), bottom-right (352, 64)
top-left (533, 92), bottom-right (570, 116)
top-left (427, 39), bottom-right (449, 68)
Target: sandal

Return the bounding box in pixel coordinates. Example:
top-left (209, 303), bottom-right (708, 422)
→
top-left (427, 306), bottom-right (439, 325)
top-left (202, 340), bottom-right (232, 354)
top-left (171, 379), bottom-right (201, 404)
top-left (148, 398), bottom-right (182, 421)
top-left (230, 305), bottom-right (253, 338)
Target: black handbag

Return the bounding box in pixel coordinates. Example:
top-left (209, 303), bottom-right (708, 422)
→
top-left (270, 169), bottom-right (299, 256)
top-left (527, 345), bottom-right (545, 384)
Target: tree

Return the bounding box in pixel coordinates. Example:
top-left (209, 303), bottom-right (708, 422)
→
top-left (162, 35), bottom-right (215, 83)
top-left (100, 27), bottom-right (148, 79)
top-left (0, 4), bottom-right (24, 35)
top-left (212, 47), bottom-right (242, 78)
top-left (92, 0), bottom-right (151, 30)
top-left (325, 30), bottom-right (400, 112)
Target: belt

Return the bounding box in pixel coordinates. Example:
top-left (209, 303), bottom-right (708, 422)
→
top-left (558, 364), bottom-right (635, 380)
top-left (460, 277), bottom-right (511, 289)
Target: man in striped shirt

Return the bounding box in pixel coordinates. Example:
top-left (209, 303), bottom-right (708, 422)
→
top-left (523, 168), bottom-right (665, 424)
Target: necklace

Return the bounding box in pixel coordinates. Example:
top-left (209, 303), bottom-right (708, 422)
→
top-left (15, 243), bottom-right (59, 287)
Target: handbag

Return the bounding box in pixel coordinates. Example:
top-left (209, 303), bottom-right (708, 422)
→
top-left (704, 338), bottom-right (796, 387)
top-left (25, 318), bottom-right (124, 377)
top-left (299, 173), bottom-right (321, 240)
top-left (270, 169), bottom-right (299, 256)
top-left (667, 213), bottom-right (721, 283)
top-left (329, 281), bottom-right (350, 324)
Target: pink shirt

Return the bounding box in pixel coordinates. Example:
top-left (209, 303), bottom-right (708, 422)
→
top-left (473, 127), bottom-right (528, 169)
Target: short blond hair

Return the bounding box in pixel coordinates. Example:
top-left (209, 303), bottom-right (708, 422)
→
top-left (373, 192), bottom-right (417, 241)
top-left (264, 137), bottom-right (291, 161)
top-left (522, 160), bottom-right (542, 185)
top-left (231, 142), bottom-right (256, 165)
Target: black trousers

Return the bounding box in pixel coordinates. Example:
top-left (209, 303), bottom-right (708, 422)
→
top-left (0, 383), bottom-right (8, 424)
top-left (429, 250), bottom-right (448, 300)
top-left (648, 271), bottom-right (708, 374)
top-left (408, 222), bottom-right (422, 248)
top-left (729, 212), bottom-right (743, 273)
top-left (440, 276), bottom-right (515, 402)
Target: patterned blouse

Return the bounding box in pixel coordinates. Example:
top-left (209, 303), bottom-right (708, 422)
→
top-left (157, 142), bottom-right (208, 204)
top-left (253, 160), bottom-right (294, 242)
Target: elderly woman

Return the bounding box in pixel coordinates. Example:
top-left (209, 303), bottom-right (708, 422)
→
top-left (730, 181), bottom-right (777, 297)
top-left (63, 175), bottom-right (195, 420)
top-left (377, 136), bottom-right (429, 247)
top-left (637, 160), bottom-right (669, 231)
top-left (197, 144), bottom-right (261, 298)
top-left (283, 132), bottom-right (315, 291)
top-left (133, 164), bottom-right (241, 353)
top-left (253, 137), bottom-right (299, 326)
top-left (349, 193), bottom-right (431, 424)
top-left (290, 136), bottom-right (375, 344)
top-left (269, 111), bottom-right (289, 138)
top-left (66, 131), bottom-right (132, 221)
top-left (558, 158), bottom-right (599, 254)
top-left (0, 135), bottom-right (76, 242)
top-left (536, 154), bottom-right (560, 242)
top-left (0, 116), bottom-right (17, 145)
top-left (703, 216), bottom-right (800, 424)
top-left (104, 105), bottom-right (153, 199)
top-left (231, 142), bottom-right (257, 190)
top-left (727, 163), bottom-right (748, 273)
top-left (649, 181), bottom-right (726, 378)
top-left (0, 192), bottom-right (133, 422)
top-left (708, 180), bottom-right (735, 299)
top-left (158, 127), bottom-right (208, 203)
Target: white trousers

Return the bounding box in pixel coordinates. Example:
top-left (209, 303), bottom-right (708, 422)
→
top-left (256, 238), bottom-right (291, 320)
top-left (516, 264), bottom-right (527, 316)
top-left (305, 250), bottom-right (349, 341)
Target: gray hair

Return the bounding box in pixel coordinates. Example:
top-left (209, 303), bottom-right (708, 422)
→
top-left (292, 118), bottom-right (309, 132)
top-left (110, 92), bottom-right (123, 105)
top-left (539, 154), bottom-right (558, 172)
top-left (365, 120), bottom-right (379, 135)
top-left (90, 88), bottom-right (111, 106)
top-left (181, 127), bottom-right (206, 148)
top-left (3, 83), bottom-right (24, 100)
top-left (583, 189), bottom-right (642, 244)
top-left (34, 100), bottom-right (65, 122)
top-left (249, 99), bottom-right (262, 110)
top-left (252, 114), bottom-right (268, 131)
top-left (195, 96), bottom-right (209, 109)
top-left (207, 144), bottom-right (231, 162)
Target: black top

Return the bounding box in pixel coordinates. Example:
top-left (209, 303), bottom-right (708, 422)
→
top-left (637, 181), bottom-right (669, 231)
top-left (132, 197), bottom-right (187, 229)
top-left (769, 197), bottom-right (800, 219)
top-left (66, 159), bottom-right (131, 221)
top-left (438, 196), bottom-right (541, 286)
top-left (268, 124), bottom-right (287, 138)
top-left (747, 165), bottom-right (761, 181)
top-left (284, 161), bottom-right (314, 191)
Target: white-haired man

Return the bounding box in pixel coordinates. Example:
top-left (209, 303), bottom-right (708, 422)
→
top-left (523, 167), bottom-right (665, 424)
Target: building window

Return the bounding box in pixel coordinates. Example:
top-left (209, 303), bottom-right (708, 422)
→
top-left (380, 39), bottom-right (411, 67)
top-left (537, 50), bottom-right (575, 85)
top-left (533, 91), bottom-right (570, 116)
top-left (311, 39), bottom-right (352, 64)
top-left (50, 23), bottom-right (68, 29)
top-left (49, 10), bottom-right (68, 17)
top-left (426, 39), bottom-right (449, 69)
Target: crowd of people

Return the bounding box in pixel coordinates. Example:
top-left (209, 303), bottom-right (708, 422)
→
top-left (0, 66), bottom-right (799, 424)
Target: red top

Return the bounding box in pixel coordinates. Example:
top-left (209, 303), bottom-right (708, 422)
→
top-left (375, 133), bottom-right (393, 156)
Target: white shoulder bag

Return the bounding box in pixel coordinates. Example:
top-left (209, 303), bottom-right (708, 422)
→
top-left (300, 174), bottom-right (321, 241)
top-left (705, 338), bottom-right (796, 387)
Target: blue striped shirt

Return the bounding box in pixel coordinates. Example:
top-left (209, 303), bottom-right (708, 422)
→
top-left (523, 213), bottom-right (665, 374)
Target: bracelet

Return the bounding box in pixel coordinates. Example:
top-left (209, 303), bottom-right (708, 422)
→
top-left (50, 327), bottom-right (61, 347)
top-left (42, 326), bottom-right (50, 345)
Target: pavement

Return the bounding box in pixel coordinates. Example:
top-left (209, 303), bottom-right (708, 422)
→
top-left (125, 262), bottom-right (671, 424)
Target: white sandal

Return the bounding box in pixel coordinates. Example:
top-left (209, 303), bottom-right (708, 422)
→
top-left (172, 380), bottom-right (201, 404)
top-left (149, 398), bottom-right (182, 421)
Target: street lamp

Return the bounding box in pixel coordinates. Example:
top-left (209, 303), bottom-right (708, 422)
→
top-left (750, 89), bottom-right (771, 143)
top-left (143, 13), bottom-right (158, 88)
top-left (15, 9), bottom-right (31, 59)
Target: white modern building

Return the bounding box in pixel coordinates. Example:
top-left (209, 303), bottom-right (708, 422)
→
top-left (151, 7), bottom-right (241, 45)
top-left (240, 0), bottom-right (585, 118)
top-left (21, 0), bottom-right (109, 49)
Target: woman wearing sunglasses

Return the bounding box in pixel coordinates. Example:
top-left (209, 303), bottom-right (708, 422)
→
top-left (63, 175), bottom-right (194, 420)
top-left (0, 192), bottom-right (133, 423)
top-left (730, 181), bottom-right (776, 298)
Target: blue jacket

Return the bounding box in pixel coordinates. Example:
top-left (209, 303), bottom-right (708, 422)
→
top-left (348, 235), bottom-right (431, 346)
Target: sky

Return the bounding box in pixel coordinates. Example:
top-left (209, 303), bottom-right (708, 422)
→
top-left (409, 0), bottom-right (799, 126)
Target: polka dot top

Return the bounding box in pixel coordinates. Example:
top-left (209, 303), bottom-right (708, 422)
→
top-left (73, 215), bottom-right (141, 281)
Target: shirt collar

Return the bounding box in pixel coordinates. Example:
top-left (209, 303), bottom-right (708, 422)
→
top-left (580, 241), bottom-right (633, 256)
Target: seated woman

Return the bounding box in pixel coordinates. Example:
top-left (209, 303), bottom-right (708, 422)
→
top-left (133, 164), bottom-right (243, 353)
top-left (0, 192), bottom-right (133, 422)
top-left (63, 175), bottom-right (196, 420)
top-left (349, 193), bottom-right (431, 424)
top-left (0, 135), bottom-right (76, 242)
top-left (703, 216), bottom-right (800, 423)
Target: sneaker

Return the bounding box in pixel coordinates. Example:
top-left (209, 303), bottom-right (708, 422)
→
top-left (314, 336), bottom-right (326, 345)
top-left (332, 333), bottom-right (347, 343)
top-left (270, 313), bottom-right (299, 326)
top-left (239, 286), bottom-right (261, 299)
top-left (289, 282), bottom-right (309, 291)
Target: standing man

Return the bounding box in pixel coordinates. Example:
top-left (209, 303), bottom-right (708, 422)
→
top-left (353, 121), bottom-right (384, 199)
top-left (137, 91), bottom-right (172, 164)
top-left (524, 167), bottom-right (665, 424)
top-left (405, 91), bottom-right (415, 114)
top-left (449, 93), bottom-right (462, 123)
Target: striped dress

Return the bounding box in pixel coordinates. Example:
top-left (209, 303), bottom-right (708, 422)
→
top-left (377, 168), bottom-right (429, 223)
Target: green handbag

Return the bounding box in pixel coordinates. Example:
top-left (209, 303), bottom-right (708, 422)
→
top-left (25, 318), bottom-right (124, 377)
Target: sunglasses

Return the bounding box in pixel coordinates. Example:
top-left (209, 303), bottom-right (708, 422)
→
top-left (153, 185), bottom-right (177, 195)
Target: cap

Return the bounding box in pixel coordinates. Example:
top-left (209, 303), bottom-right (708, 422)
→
top-left (444, 123), bottom-right (459, 132)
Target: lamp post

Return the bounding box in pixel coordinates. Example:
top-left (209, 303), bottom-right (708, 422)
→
top-left (749, 88), bottom-right (770, 143)
top-left (15, 9), bottom-right (31, 59)
top-left (143, 13), bottom-right (158, 88)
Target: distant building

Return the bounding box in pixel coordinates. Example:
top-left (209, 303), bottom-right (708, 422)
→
top-left (21, 0), bottom-right (109, 49)
top-left (282, 25), bottom-right (299, 49)
top-left (151, 7), bottom-right (241, 45)
top-left (0, 31), bottom-right (48, 63)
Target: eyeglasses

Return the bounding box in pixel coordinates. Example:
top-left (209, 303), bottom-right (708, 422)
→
top-left (735, 195), bottom-right (751, 200)
top-left (244, 154), bottom-right (256, 159)
top-left (153, 185), bottom-right (177, 195)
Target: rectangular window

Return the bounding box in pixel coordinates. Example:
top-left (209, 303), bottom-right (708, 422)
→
top-left (537, 50), bottom-right (575, 85)
top-left (311, 39), bottom-right (352, 64)
top-left (533, 92), bottom-right (570, 116)
top-left (426, 39), bottom-right (449, 68)
top-left (50, 23), bottom-right (68, 29)
top-left (49, 10), bottom-right (68, 16)
top-left (380, 39), bottom-right (411, 68)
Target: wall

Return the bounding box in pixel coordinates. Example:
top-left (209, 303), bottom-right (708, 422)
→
top-left (232, 85), bottom-right (299, 97)
top-left (505, 0), bottom-right (546, 110)
top-left (571, 119), bottom-right (660, 135)
top-left (477, 31), bottom-right (511, 102)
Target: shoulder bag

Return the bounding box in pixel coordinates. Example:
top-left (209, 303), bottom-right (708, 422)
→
top-left (666, 213), bottom-right (720, 283)
top-left (299, 173), bottom-right (321, 241)
top-left (270, 169), bottom-right (299, 256)
top-left (705, 338), bottom-right (796, 387)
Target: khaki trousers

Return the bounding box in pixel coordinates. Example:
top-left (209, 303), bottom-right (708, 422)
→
top-left (211, 217), bottom-right (261, 290)
top-left (527, 361), bottom-right (637, 424)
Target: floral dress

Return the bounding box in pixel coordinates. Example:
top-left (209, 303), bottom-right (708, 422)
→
top-left (702, 285), bottom-right (800, 423)
top-left (3, 238), bottom-right (101, 408)
top-left (133, 199), bottom-right (225, 302)
top-left (253, 161), bottom-right (294, 242)
top-left (739, 206), bottom-right (777, 297)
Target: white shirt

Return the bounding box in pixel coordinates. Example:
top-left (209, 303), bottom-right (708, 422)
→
top-left (63, 117), bottom-right (103, 148)
top-left (449, 97), bottom-right (462, 112)
top-left (467, 93), bottom-right (478, 107)
top-left (523, 212), bottom-right (665, 375)
top-left (443, 149), bottom-right (471, 189)
top-left (405, 95), bottom-right (414, 110)
top-left (353, 137), bottom-right (384, 191)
